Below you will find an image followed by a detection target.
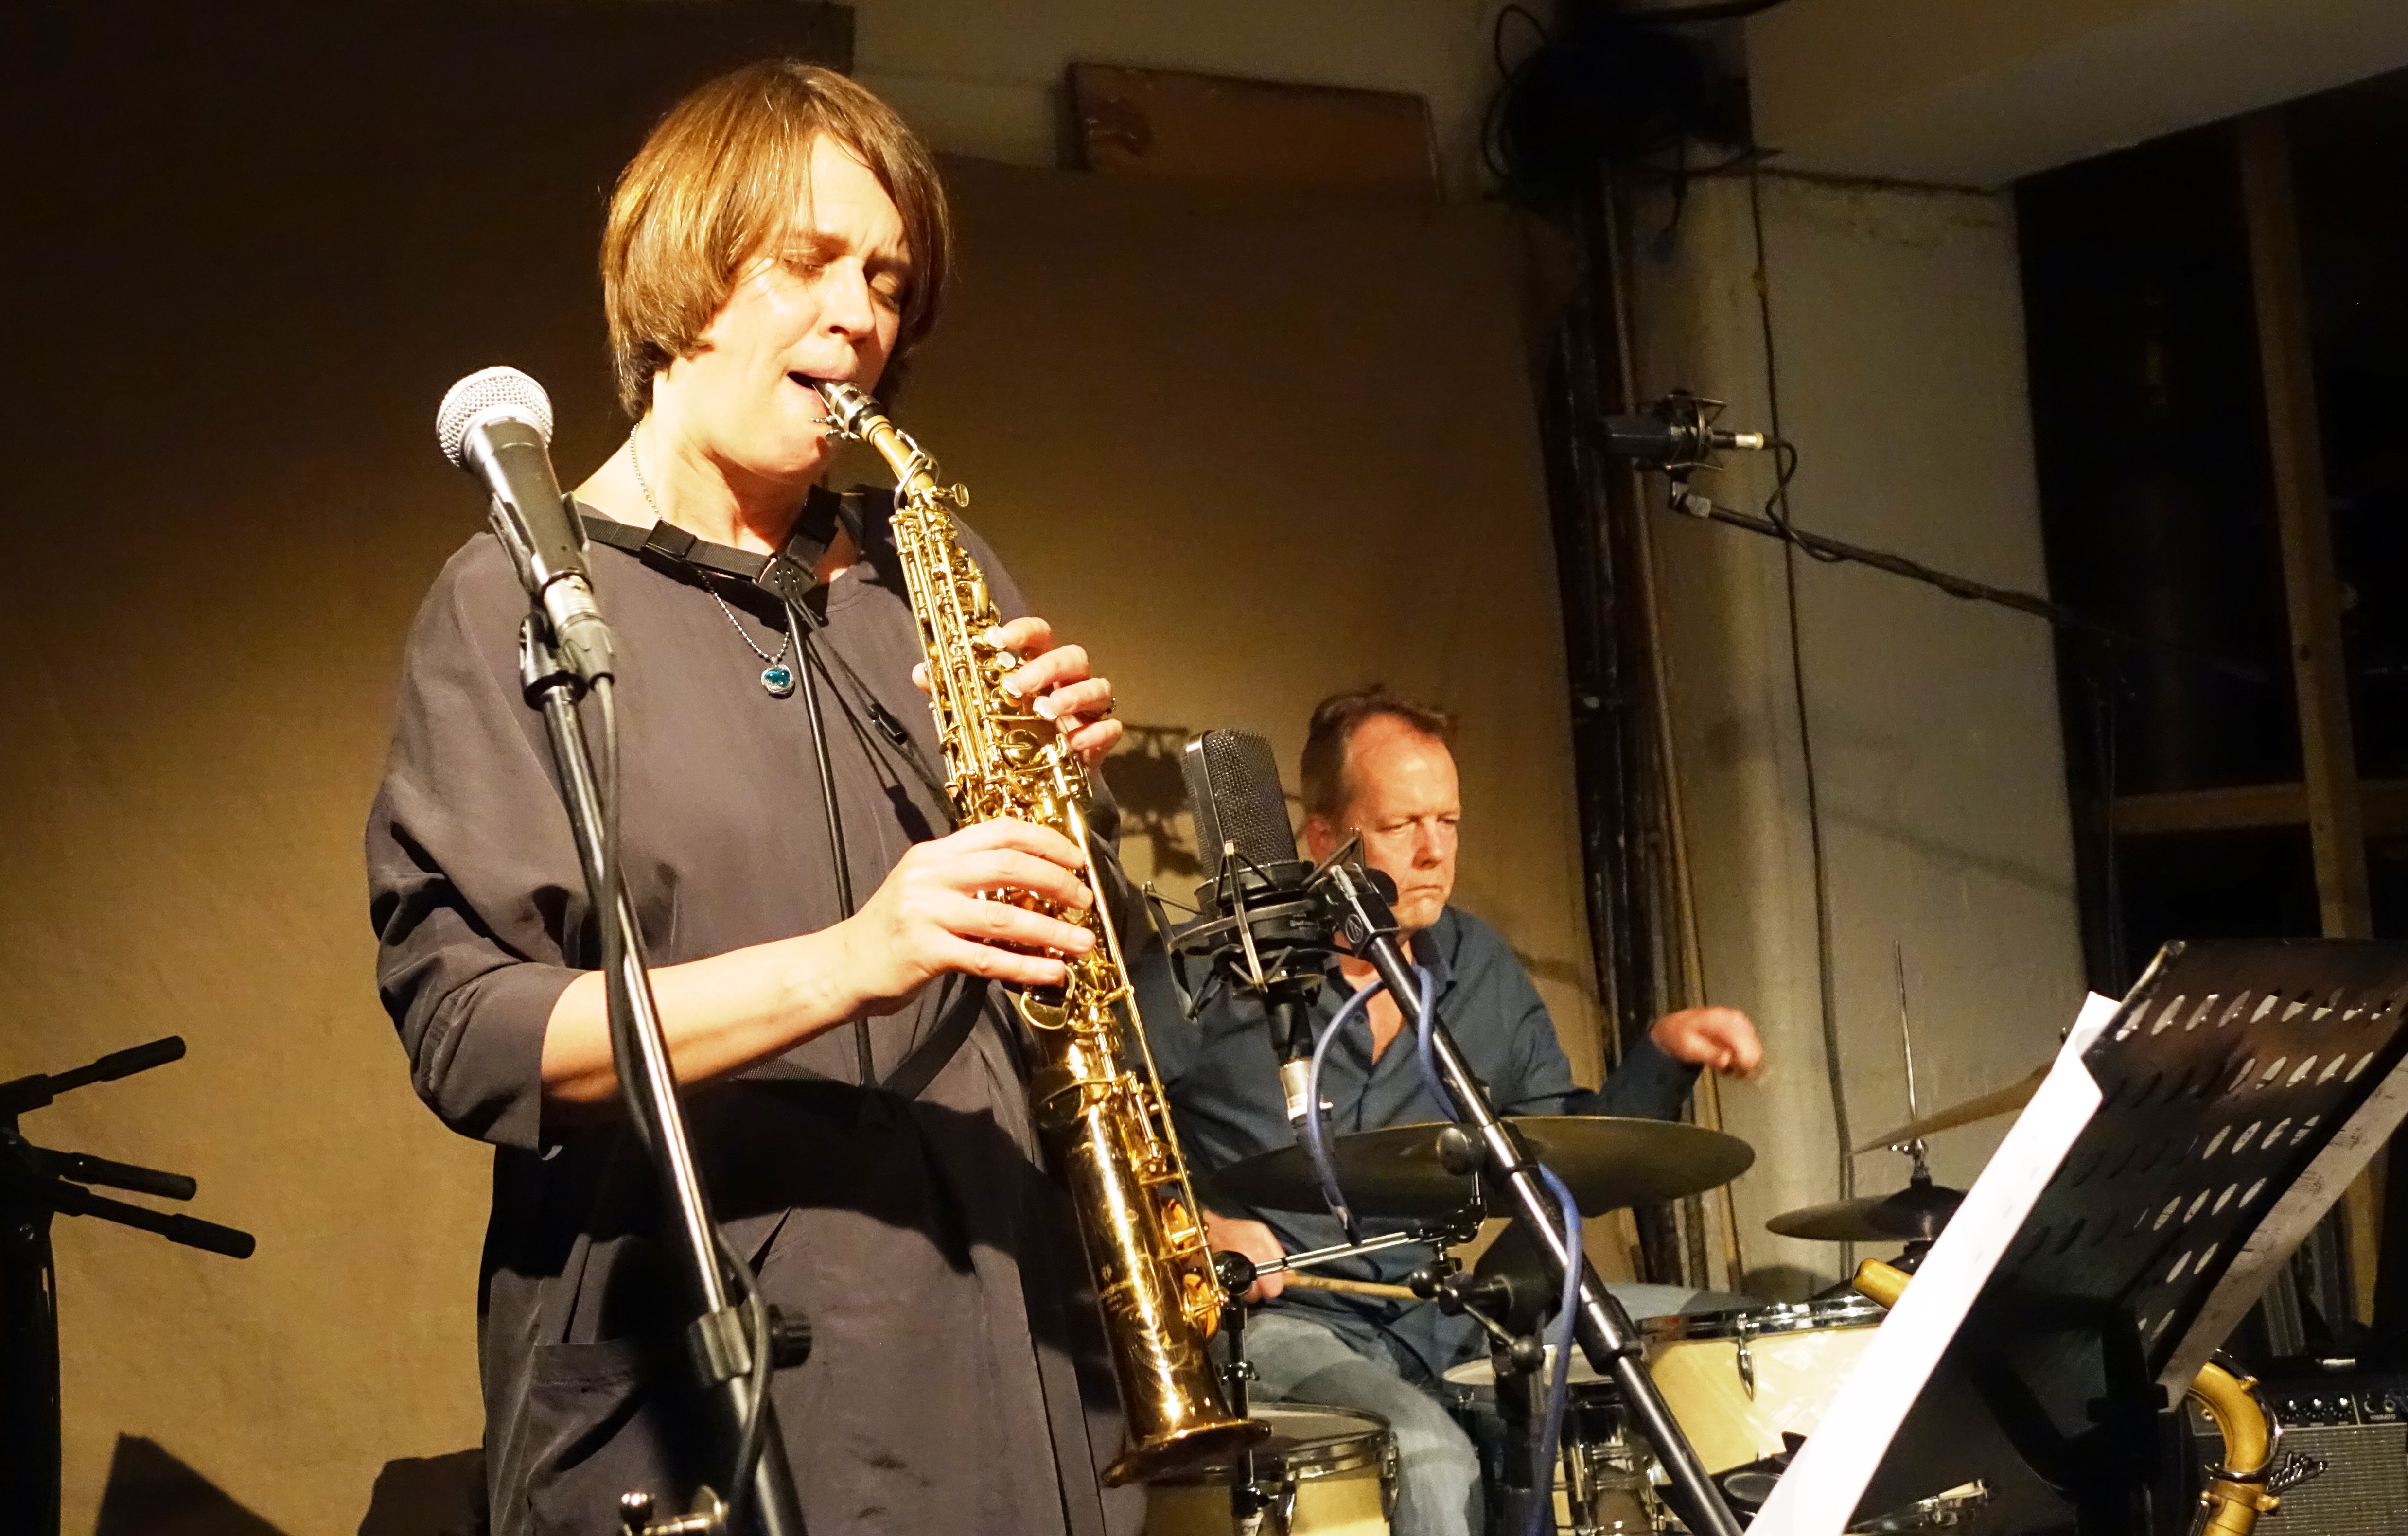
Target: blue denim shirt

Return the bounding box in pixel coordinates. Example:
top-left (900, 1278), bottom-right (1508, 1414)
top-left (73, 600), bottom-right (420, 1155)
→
top-left (1139, 905), bottom-right (1698, 1385)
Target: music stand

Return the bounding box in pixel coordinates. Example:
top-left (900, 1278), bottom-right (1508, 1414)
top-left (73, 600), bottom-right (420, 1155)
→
top-left (1755, 939), bottom-right (2408, 1536)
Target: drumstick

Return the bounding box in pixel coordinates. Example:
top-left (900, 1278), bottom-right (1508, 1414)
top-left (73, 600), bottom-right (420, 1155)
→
top-left (1280, 1272), bottom-right (1419, 1301)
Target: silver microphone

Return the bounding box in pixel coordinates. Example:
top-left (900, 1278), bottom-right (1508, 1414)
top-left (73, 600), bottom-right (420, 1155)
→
top-left (436, 367), bottom-right (615, 682)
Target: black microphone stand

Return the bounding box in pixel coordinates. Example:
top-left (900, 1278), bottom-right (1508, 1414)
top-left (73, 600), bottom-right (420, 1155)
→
top-left (516, 622), bottom-right (805, 1536)
top-left (1, 1036), bottom-right (255, 1536)
top-left (1308, 861), bottom-right (1746, 1536)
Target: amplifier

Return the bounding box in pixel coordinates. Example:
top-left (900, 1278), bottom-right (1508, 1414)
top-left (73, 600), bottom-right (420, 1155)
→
top-left (2191, 1365), bottom-right (2408, 1536)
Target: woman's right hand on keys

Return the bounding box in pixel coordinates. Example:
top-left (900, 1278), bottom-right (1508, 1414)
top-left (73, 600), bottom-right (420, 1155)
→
top-left (836, 819), bottom-right (1097, 1015)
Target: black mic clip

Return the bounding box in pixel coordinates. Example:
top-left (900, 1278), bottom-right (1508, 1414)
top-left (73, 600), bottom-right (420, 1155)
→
top-left (1591, 390), bottom-right (1767, 475)
top-left (1301, 836), bottom-right (1401, 954)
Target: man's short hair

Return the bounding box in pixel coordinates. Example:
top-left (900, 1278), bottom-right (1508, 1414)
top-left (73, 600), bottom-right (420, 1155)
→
top-left (601, 61), bottom-right (953, 419)
top-left (1299, 687), bottom-right (1458, 821)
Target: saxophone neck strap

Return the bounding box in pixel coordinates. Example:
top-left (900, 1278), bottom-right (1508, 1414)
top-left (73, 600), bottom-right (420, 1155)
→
top-left (576, 484), bottom-right (887, 609)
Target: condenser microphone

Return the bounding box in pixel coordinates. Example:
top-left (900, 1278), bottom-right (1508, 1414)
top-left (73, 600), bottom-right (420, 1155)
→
top-left (1592, 391), bottom-right (1767, 470)
top-left (1178, 730), bottom-right (1328, 1122)
top-left (1183, 730), bottom-right (1309, 897)
top-left (436, 367), bottom-right (615, 683)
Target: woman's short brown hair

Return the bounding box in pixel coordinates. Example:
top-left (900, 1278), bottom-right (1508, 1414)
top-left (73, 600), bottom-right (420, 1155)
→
top-left (601, 61), bottom-right (952, 418)
top-left (1300, 687), bottom-right (1458, 821)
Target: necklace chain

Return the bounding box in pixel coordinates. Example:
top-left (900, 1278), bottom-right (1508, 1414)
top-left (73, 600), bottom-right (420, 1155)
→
top-left (627, 428), bottom-right (795, 681)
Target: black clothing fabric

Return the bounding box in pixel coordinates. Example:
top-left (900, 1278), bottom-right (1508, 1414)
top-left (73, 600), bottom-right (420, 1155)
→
top-left (367, 506), bottom-right (1137, 1536)
top-left (1140, 907), bottom-right (1698, 1384)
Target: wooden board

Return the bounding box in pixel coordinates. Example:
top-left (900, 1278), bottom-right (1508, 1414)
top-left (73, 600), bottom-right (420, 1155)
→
top-left (1068, 61), bottom-right (1437, 194)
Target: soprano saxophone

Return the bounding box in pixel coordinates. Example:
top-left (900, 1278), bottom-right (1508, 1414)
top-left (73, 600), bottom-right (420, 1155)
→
top-left (818, 383), bottom-right (1264, 1485)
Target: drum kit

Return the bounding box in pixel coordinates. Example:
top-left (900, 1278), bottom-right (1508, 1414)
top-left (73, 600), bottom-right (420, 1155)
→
top-left (1144, 1067), bottom-right (2048, 1536)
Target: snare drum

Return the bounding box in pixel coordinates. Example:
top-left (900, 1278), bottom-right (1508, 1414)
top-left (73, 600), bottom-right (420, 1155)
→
top-left (1145, 1403), bottom-right (1398, 1536)
top-left (1640, 1297), bottom-right (1885, 1474)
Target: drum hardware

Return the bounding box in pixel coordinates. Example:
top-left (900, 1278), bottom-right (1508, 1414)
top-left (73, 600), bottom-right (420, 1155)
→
top-left (1235, 1205), bottom-right (1485, 1283)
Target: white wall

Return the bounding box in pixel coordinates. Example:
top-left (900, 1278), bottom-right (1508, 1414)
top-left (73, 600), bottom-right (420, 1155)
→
top-left (849, 0), bottom-right (1521, 196)
top-left (1748, 0), bottom-right (2408, 186)
top-left (1624, 173), bottom-right (2090, 1293)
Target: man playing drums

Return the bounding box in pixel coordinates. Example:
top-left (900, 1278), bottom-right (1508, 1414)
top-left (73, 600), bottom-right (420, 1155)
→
top-left (1145, 688), bottom-right (1763, 1536)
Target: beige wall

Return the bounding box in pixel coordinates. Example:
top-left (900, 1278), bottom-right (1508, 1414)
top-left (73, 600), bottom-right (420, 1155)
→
top-left (904, 158), bottom-right (1608, 1082)
top-left (1623, 172), bottom-right (2089, 1294)
top-left (848, 0), bottom-right (1521, 196)
top-left (1748, 0), bottom-right (2408, 186)
top-left (2, 137), bottom-right (1594, 1529)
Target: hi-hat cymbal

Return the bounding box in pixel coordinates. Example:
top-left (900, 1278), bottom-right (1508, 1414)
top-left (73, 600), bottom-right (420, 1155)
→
top-left (1766, 1178), bottom-right (1965, 1243)
top-left (1206, 1116), bottom-right (1754, 1219)
top-left (1853, 1065), bottom-right (2050, 1153)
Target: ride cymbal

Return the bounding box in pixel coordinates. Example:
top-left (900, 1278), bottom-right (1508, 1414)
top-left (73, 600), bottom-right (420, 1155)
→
top-left (1208, 1115), bottom-right (1755, 1218)
top-left (1853, 1065), bottom-right (2050, 1153)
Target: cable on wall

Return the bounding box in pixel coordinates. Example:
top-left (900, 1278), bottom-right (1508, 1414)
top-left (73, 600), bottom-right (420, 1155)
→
top-left (1745, 163), bottom-right (1857, 1230)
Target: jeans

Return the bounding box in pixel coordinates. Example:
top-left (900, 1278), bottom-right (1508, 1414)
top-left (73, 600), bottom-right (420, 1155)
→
top-left (1244, 1309), bottom-right (1484, 1536)
top-left (1240, 1287), bottom-right (1738, 1536)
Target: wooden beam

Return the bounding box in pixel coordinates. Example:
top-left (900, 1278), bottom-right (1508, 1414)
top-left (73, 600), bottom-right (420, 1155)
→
top-left (2110, 779), bottom-right (2408, 838)
top-left (2238, 110), bottom-right (2371, 939)
top-left (2239, 109), bottom-right (2381, 1325)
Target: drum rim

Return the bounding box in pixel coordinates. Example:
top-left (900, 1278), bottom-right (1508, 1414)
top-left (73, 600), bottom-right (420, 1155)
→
top-left (1638, 1296), bottom-right (1885, 1343)
top-left (1148, 1403), bottom-right (1394, 1485)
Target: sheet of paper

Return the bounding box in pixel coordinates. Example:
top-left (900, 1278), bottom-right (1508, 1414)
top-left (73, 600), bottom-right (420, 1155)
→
top-left (1746, 991), bottom-right (2123, 1536)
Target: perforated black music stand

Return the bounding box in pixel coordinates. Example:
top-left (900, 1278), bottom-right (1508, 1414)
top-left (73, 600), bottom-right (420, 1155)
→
top-left (1845, 939), bottom-right (2408, 1535)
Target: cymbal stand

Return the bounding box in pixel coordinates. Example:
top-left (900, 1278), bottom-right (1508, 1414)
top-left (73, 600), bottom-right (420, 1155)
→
top-left (1310, 860), bottom-right (1744, 1536)
top-left (0, 1035), bottom-right (255, 1536)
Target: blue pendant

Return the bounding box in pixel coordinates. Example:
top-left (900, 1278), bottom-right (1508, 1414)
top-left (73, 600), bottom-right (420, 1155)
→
top-left (761, 663), bottom-right (797, 698)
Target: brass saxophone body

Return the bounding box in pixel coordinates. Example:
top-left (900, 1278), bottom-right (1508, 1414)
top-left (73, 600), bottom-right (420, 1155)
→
top-left (818, 382), bottom-right (1264, 1485)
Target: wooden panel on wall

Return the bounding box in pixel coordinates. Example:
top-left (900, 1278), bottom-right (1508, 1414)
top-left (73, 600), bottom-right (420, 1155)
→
top-left (1068, 62), bottom-right (1438, 194)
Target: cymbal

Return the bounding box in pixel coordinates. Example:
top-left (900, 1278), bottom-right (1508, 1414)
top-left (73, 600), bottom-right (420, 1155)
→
top-left (1206, 1116), bottom-right (1755, 1219)
top-left (1766, 1177), bottom-right (1964, 1242)
top-left (1853, 1065), bottom-right (2049, 1153)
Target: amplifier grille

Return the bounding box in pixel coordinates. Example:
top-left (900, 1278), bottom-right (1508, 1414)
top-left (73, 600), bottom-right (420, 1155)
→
top-left (2195, 1377), bottom-right (2408, 1536)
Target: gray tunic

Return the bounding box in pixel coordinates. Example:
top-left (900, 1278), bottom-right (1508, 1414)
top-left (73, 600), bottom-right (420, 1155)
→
top-left (367, 505), bottom-right (1139, 1536)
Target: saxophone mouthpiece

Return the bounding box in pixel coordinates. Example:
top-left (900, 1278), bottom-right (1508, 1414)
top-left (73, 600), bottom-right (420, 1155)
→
top-left (814, 380), bottom-right (877, 438)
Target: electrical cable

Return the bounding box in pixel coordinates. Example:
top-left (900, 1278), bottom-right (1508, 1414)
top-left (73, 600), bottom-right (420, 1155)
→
top-left (715, 1226), bottom-right (776, 1536)
top-left (1302, 976), bottom-right (1384, 1243)
top-left (1746, 164), bottom-right (1857, 1237)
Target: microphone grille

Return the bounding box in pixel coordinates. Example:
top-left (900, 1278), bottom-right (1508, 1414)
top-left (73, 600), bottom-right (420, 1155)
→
top-left (1181, 730), bottom-right (1301, 887)
top-left (436, 366), bottom-right (555, 470)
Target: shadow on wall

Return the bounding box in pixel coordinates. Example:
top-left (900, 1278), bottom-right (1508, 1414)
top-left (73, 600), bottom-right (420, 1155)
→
top-left (1102, 723), bottom-right (1206, 879)
top-left (89, 1436), bottom-right (485, 1536)
top-left (92, 1437), bottom-right (287, 1536)
top-left (358, 1449), bottom-right (485, 1536)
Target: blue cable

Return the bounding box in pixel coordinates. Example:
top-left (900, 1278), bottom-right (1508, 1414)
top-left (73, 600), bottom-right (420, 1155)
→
top-left (1301, 975), bottom-right (1384, 1242)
